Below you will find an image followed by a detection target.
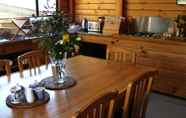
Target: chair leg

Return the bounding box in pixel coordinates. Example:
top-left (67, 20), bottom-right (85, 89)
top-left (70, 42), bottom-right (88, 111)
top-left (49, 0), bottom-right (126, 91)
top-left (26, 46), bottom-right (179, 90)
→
top-left (5, 65), bottom-right (11, 80)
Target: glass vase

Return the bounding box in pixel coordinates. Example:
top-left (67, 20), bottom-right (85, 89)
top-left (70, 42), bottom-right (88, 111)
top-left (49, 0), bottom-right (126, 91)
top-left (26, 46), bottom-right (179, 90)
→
top-left (51, 58), bottom-right (67, 84)
top-left (41, 54), bottom-right (76, 90)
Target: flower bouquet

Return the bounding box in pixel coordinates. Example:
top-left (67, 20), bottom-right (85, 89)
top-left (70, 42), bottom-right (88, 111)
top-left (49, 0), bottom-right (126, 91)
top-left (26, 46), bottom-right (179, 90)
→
top-left (39, 9), bottom-right (80, 87)
top-left (39, 10), bottom-right (81, 60)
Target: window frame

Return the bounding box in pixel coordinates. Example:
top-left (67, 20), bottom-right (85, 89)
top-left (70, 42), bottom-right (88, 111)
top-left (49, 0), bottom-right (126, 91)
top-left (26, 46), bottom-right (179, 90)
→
top-left (36, 0), bottom-right (58, 16)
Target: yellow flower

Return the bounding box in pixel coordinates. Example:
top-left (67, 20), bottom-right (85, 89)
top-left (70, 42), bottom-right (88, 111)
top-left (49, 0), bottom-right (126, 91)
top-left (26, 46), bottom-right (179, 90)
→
top-left (63, 33), bottom-right (70, 43)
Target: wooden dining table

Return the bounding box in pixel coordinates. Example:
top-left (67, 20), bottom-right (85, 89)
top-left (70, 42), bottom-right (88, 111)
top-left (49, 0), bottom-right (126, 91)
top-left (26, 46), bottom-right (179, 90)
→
top-left (0, 55), bottom-right (157, 118)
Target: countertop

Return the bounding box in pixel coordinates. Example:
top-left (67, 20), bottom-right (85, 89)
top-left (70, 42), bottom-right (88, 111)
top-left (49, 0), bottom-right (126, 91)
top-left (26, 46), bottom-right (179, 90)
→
top-left (78, 31), bottom-right (113, 37)
top-left (79, 31), bottom-right (186, 46)
top-left (1, 31), bottom-right (186, 46)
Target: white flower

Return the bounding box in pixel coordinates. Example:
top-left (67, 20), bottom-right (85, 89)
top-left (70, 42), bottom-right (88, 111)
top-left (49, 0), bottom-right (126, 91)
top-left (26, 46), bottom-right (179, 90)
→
top-left (76, 37), bottom-right (81, 41)
top-left (59, 52), bottom-right (62, 55)
top-left (74, 45), bottom-right (80, 52)
top-left (59, 40), bottom-right (64, 44)
top-left (56, 40), bottom-right (64, 45)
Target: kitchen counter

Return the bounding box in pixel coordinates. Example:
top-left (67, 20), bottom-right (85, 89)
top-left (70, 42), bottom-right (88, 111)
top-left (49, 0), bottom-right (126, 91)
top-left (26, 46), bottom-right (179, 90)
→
top-left (114, 34), bottom-right (186, 46)
top-left (1, 32), bottom-right (186, 56)
top-left (0, 38), bottom-right (40, 56)
top-left (0, 39), bottom-right (9, 43)
top-left (78, 31), bottom-right (113, 37)
top-left (79, 31), bottom-right (186, 46)
top-left (80, 32), bottom-right (117, 45)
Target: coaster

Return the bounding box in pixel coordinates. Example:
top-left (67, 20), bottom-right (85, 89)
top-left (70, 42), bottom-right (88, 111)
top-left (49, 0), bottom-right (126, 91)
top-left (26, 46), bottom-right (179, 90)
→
top-left (6, 91), bottom-right (50, 109)
top-left (40, 76), bottom-right (76, 90)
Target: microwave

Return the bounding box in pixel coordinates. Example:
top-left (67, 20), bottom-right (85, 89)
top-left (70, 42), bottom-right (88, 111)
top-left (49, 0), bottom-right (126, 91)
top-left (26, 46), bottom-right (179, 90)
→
top-left (88, 21), bottom-right (100, 32)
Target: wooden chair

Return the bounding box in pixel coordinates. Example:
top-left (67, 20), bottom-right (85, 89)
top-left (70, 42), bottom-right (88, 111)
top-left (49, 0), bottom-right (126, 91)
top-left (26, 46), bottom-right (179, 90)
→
top-left (122, 71), bottom-right (158, 118)
top-left (0, 59), bottom-right (12, 79)
top-left (17, 50), bottom-right (49, 78)
top-left (106, 45), bottom-right (136, 64)
top-left (72, 91), bottom-right (119, 118)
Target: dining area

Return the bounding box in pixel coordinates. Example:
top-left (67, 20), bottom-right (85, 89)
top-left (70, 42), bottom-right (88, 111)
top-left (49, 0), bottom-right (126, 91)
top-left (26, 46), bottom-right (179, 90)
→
top-left (2, 0), bottom-right (186, 117)
top-left (0, 48), bottom-right (157, 118)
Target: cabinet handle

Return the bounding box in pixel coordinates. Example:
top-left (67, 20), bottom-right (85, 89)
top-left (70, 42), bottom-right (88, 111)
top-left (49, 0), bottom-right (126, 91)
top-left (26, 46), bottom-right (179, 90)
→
top-left (172, 87), bottom-right (177, 94)
top-left (111, 41), bottom-right (115, 44)
top-left (140, 46), bottom-right (146, 54)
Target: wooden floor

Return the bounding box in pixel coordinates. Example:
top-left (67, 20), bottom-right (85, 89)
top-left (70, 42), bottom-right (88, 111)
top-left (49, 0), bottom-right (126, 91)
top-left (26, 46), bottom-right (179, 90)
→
top-left (146, 93), bottom-right (186, 118)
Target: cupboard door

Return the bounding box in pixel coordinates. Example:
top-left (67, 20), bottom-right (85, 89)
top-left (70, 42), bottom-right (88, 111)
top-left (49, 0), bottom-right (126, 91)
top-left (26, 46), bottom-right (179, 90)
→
top-left (136, 51), bottom-right (158, 67)
top-left (116, 37), bottom-right (186, 98)
top-left (153, 70), bottom-right (183, 96)
top-left (136, 48), bottom-right (186, 98)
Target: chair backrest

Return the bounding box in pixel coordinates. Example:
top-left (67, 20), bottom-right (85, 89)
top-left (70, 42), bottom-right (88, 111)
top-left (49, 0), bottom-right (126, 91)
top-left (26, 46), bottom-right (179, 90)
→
top-left (17, 50), bottom-right (48, 78)
top-left (106, 45), bottom-right (136, 64)
top-left (73, 91), bottom-right (118, 118)
top-left (123, 71), bottom-right (158, 118)
top-left (0, 59), bottom-right (12, 79)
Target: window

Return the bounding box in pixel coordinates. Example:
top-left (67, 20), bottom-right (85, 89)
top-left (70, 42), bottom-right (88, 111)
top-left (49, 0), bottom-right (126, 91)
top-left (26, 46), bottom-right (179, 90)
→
top-left (0, 0), bottom-right (36, 18)
top-left (0, 0), bottom-right (57, 18)
top-left (38, 0), bottom-right (57, 16)
top-left (177, 0), bottom-right (186, 5)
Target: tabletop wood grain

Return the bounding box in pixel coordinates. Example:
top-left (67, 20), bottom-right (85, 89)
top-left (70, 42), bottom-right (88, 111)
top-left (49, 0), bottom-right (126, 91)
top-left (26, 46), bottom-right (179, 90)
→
top-left (0, 55), bottom-right (157, 118)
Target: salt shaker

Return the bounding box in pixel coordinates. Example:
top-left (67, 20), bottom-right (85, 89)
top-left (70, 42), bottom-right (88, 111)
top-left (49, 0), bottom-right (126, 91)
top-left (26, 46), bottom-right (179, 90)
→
top-left (24, 87), bottom-right (35, 103)
top-left (34, 87), bottom-right (45, 100)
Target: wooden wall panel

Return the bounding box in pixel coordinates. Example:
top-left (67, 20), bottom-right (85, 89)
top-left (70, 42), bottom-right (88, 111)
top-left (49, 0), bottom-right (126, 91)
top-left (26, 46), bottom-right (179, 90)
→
top-left (59, 0), bottom-right (69, 13)
top-left (127, 0), bottom-right (186, 18)
top-left (59, 0), bottom-right (75, 20)
top-left (76, 0), bottom-right (116, 4)
top-left (68, 0), bottom-right (185, 21)
top-left (74, 0), bottom-right (122, 22)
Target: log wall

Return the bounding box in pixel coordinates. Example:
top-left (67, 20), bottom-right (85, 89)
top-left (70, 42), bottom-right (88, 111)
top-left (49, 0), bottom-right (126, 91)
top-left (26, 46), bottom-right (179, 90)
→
top-left (72, 0), bottom-right (186, 22)
top-left (127, 0), bottom-right (186, 18)
top-left (74, 0), bottom-right (122, 22)
top-left (59, 0), bottom-right (70, 13)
